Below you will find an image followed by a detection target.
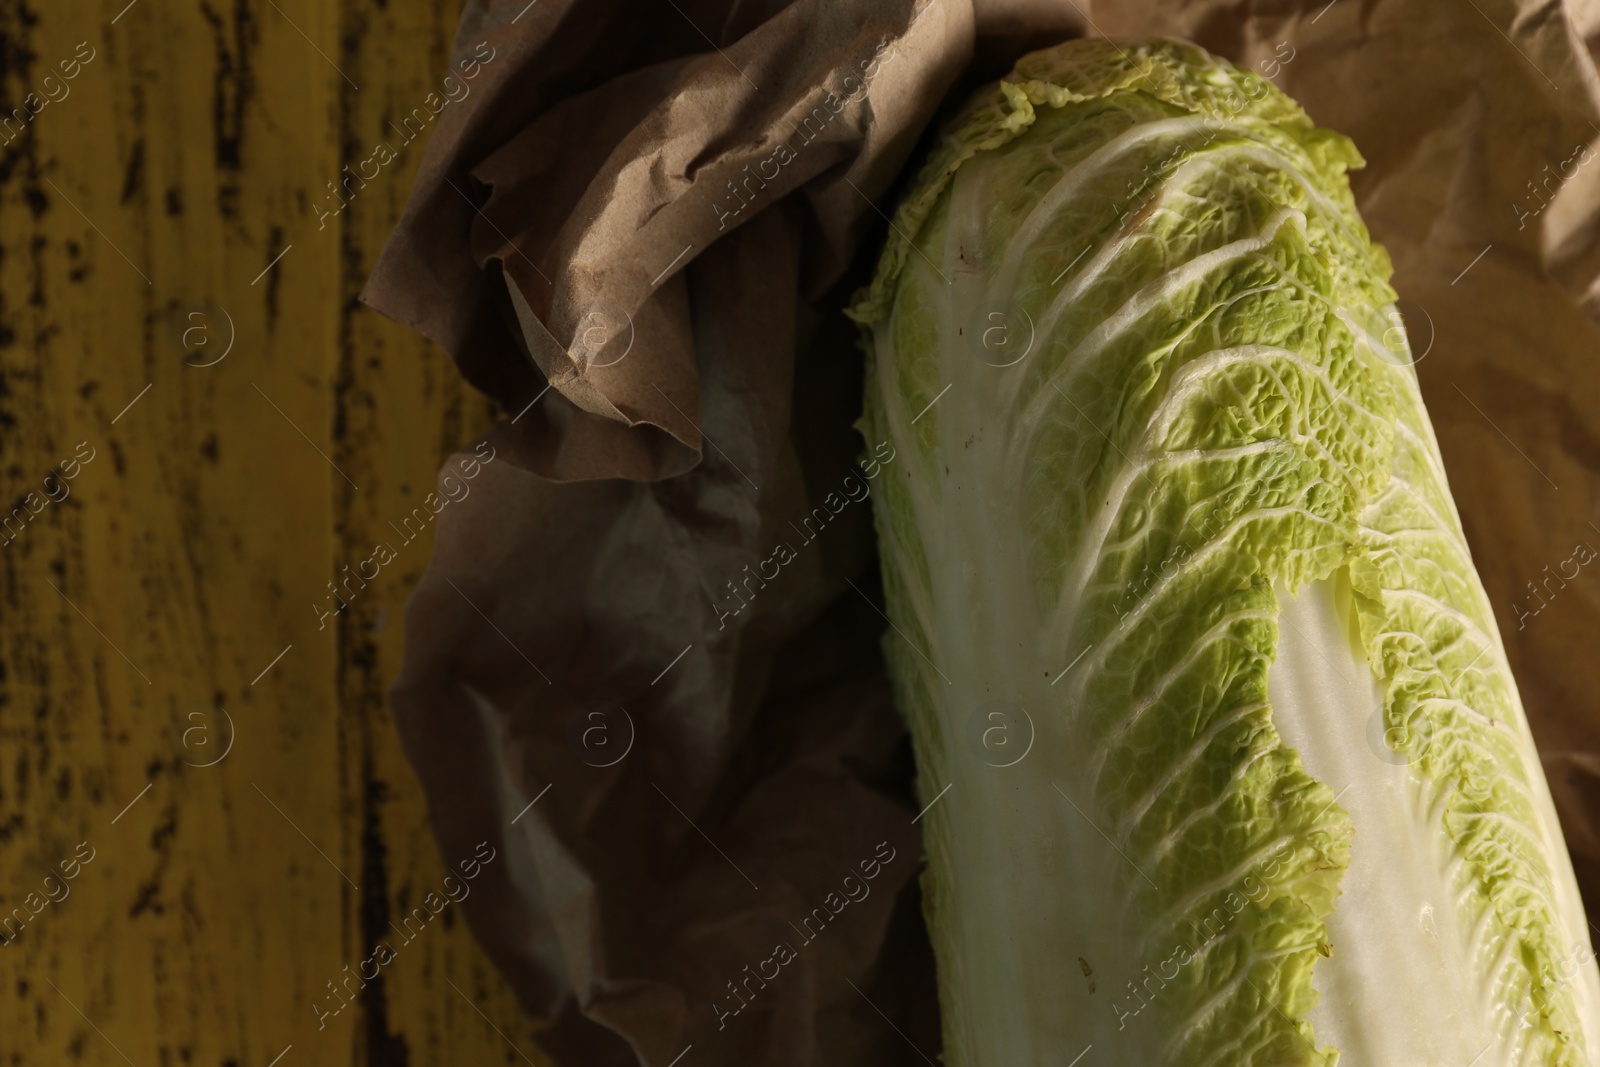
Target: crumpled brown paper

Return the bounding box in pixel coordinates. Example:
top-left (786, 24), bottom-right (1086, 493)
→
top-left (363, 0), bottom-right (1600, 1062)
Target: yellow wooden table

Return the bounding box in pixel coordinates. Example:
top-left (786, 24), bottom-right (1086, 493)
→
top-left (0, 2), bottom-right (546, 1063)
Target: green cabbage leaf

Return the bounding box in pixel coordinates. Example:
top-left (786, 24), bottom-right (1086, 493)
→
top-left (848, 37), bottom-right (1600, 1067)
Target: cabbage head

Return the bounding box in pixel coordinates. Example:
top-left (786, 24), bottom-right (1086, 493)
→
top-left (848, 37), bottom-right (1600, 1067)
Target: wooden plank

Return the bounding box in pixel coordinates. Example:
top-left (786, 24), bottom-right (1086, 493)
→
top-left (0, 1), bottom-right (545, 1063)
top-left (334, 3), bottom-right (550, 1065)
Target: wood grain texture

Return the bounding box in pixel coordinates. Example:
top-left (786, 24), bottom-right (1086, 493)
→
top-left (0, 1), bottom-right (547, 1064)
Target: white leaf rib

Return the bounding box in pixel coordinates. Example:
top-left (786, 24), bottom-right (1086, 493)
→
top-left (1052, 503), bottom-right (1342, 657)
top-left (1360, 505), bottom-right (1475, 568)
top-left (881, 277), bottom-right (949, 545)
top-left (1145, 341), bottom-right (1388, 454)
top-left (1094, 615), bottom-right (1271, 748)
top-left (1146, 760), bottom-right (1277, 867)
top-left (990, 114), bottom-right (1229, 295)
top-left (1217, 140), bottom-right (1375, 268)
top-left (1196, 1020), bottom-right (1293, 1067)
top-left (1380, 587), bottom-right (1491, 639)
top-left (1169, 971), bottom-right (1262, 1062)
top-left (875, 515), bottom-right (941, 659)
top-left (1158, 837), bottom-right (1309, 926)
top-left (1019, 146), bottom-right (1295, 407)
top-left (1021, 210), bottom-right (1307, 434)
top-left (1391, 420), bottom-right (1463, 511)
top-left (1168, 958), bottom-right (1311, 1065)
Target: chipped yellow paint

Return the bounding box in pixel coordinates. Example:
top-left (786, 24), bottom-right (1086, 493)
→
top-left (0, 1), bottom-right (548, 1064)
